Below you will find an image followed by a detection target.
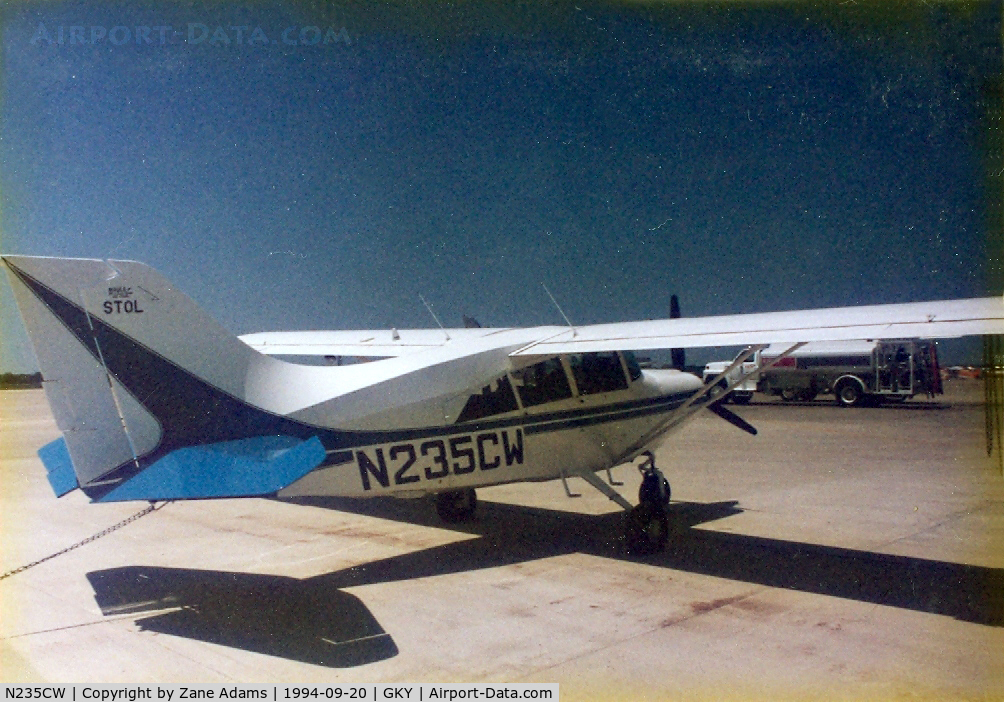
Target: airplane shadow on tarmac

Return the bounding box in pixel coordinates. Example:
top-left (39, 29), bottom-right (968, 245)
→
top-left (87, 496), bottom-right (1003, 668)
top-left (85, 566), bottom-right (399, 668)
top-left (289, 496), bottom-right (1004, 627)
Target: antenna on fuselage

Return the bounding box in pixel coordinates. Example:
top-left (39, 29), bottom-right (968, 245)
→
top-left (419, 294), bottom-right (451, 341)
top-left (542, 283), bottom-right (577, 338)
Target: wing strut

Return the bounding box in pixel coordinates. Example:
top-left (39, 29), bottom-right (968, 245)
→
top-left (621, 342), bottom-right (807, 462)
top-left (572, 468), bottom-right (634, 511)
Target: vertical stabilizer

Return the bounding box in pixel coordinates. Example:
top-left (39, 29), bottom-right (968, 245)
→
top-left (4, 257), bottom-right (150, 487)
top-left (2, 256), bottom-right (323, 500)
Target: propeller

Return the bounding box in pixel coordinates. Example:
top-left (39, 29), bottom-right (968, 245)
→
top-left (670, 294), bottom-right (685, 370)
top-left (707, 400), bottom-right (758, 436)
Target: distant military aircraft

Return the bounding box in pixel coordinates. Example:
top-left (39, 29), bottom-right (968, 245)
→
top-left (5, 255), bottom-right (1003, 552)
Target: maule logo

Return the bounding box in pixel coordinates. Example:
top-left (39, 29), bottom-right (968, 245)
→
top-left (108, 286), bottom-right (132, 299)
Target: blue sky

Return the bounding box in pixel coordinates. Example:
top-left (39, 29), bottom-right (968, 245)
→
top-left (2, 1), bottom-right (1000, 371)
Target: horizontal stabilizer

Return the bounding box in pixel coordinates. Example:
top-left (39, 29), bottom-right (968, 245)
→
top-left (95, 435), bottom-right (326, 502)
top-left (37, 437), bottom-right (79, 497)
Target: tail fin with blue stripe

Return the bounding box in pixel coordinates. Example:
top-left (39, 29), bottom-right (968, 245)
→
top-left (2, 255), bottom-right (324, 501)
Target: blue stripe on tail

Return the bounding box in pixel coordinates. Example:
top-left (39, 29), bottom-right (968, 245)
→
top-left (95, 435), bottom-right (326, 502)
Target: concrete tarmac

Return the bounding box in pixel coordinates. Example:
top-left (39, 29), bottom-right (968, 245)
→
top-left (1, 381), bottom-right (1002, 700)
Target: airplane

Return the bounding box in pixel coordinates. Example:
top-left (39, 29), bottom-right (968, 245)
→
top-left (4, 254), bottom-right (1004, 553)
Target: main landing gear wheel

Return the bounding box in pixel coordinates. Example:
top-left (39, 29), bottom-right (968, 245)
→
top-left (625, 451), bottom-right (672, 555)
top-left (637, 453), bottom-right (671, 509)
top-left (435, 488), bottom-right (477, 523)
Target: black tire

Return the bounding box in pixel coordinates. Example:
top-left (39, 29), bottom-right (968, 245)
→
top-left (625, 502), bottom-right (670, 555)
top-left (834, 379), bottom-right (864, 407)
top-left (797, 389), bottom-right (818, 402)
top-left (638, 472), bottom-right (671, 509)
top-left (779, 388), bottom-right (798, 402)
top-left (435, 488), bottom-right (477, 523)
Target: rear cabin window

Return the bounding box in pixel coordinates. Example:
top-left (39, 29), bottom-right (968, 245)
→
top-left (456, 375), bottom-right (519, 422)
top-left (512, 358), bottom-right (573, 407)
top-left (568, 352), bottom-right (629, 395)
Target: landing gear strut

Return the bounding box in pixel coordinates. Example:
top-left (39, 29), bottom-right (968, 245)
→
top-left (435, 488), bottom-right (478, 523)
top-left (625, 451), bottom-right (672, 554)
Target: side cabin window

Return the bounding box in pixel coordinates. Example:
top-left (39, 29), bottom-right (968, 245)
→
top-left (456, 375), bottom-right (519, 423)
top-left (511, 358), bottom-right (573, 408)
top-left (568, 352), bottom-right (629, 395)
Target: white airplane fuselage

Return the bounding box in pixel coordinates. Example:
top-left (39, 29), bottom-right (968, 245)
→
top-left (278, 360), bottom-right (701, 499)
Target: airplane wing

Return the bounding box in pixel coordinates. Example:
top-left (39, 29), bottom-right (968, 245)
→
top-left (511, 297), bottom-right (1004, 355)
top-left (243, 297), bottom-right (1004, 358)
top-left (240, 328), bottom-right (512, 357)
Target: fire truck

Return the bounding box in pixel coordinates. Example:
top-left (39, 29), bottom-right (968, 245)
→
top-left (702, 339), bottom-right (943, 406)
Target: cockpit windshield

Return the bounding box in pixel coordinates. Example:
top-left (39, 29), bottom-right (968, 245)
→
top-left (567, 352), bottom-right (629, 395)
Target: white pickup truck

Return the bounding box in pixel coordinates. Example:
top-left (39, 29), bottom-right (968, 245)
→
top-left (702, 349), bottom-right (760, 405)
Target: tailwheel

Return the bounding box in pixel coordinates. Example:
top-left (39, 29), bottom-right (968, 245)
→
top-left (435, 488), bottom-right (477, 523)
top-left (625, 451), bottom-right (673, 554)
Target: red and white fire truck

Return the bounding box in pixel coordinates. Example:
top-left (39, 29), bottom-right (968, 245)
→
top-left (703, 339), bottom-right (943, 406)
